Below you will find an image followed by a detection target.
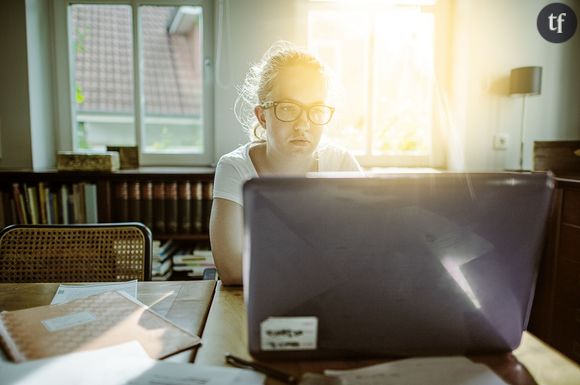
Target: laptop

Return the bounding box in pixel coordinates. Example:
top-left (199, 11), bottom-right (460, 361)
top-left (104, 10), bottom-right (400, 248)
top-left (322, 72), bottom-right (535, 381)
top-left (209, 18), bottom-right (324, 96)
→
top-left (243, 173), bottom-right (554, 360)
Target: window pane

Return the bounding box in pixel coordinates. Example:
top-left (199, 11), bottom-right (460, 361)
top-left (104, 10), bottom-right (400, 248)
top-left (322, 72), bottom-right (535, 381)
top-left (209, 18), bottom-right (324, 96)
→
top-left (71, 4), bottom-right (135, 151)
top-left (308, 11), bottom-right (369, 155)
top-left (141, 6), bottom-right (204, 154)
top-left (308, 5), bottom-right (436, 160)
top-left (371, 10), bottom-right (434, 155)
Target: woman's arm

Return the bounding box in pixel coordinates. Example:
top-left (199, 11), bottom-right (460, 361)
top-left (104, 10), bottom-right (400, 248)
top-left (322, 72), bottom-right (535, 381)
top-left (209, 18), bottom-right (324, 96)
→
top-left (209, 197), bottom-right (244, 285)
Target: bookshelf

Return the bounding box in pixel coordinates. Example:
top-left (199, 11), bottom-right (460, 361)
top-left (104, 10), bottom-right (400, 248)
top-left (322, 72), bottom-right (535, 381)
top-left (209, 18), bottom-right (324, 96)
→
top-left (0, 167), bottom-right (215, 241)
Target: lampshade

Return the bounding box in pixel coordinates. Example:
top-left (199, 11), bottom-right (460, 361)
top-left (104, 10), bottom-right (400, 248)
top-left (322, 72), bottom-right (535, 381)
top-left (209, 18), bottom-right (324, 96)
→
top-left (509, 66), bottom-right (542, 95)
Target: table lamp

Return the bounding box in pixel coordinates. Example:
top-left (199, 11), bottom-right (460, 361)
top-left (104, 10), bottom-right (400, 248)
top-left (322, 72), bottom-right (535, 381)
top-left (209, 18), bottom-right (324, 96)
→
top-left (509, 66), bottom-right (542, 171)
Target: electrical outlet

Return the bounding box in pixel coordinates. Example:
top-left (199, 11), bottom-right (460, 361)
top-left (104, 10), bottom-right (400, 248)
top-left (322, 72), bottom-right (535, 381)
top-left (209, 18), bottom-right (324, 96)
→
top-left (493, 133), bottom-right (509, 150)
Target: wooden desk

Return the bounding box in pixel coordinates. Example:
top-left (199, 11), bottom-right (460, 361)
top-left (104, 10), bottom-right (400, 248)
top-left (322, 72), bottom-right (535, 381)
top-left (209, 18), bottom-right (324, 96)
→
top-left (0, 281), bottom-right (216, 363)
top-left (196, 283), bottom-right (580, 385)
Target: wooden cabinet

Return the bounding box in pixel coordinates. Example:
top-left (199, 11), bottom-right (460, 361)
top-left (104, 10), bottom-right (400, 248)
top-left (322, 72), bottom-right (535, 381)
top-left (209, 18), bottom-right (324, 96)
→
top-left (0, 168), bottom-right (215, 241)
top-left (529, 176), bottom-right (580, 364)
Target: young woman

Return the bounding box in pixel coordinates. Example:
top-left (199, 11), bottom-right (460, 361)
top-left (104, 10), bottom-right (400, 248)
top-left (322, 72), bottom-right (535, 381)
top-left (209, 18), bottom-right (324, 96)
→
top-left (210, 43), bottom-right (362, 285)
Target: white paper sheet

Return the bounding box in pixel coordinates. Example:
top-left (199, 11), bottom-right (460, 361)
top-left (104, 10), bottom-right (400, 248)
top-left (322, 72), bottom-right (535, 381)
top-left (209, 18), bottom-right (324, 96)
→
top-left (325, 356), bottom-right (509, 385)
top-left (0, 342), bottom-right (265, 385)
top-left (50, 280), bottom-right (138, 304)
top-left (41, 311), bottom-right (96, 332)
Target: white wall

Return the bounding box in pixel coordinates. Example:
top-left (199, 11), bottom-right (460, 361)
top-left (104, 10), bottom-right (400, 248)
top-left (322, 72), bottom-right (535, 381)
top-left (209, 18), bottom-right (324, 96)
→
top-left (26, 0), bottom-right (56, 170)
top-left (447, 0), bottom-right (580, 171)
top-left (213, 0), bottom-right (300, 162)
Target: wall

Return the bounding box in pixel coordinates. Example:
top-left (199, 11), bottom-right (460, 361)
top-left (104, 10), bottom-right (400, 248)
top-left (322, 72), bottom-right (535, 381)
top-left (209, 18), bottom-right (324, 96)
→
top-left (213, 0), bottom-right (299, 163)
top-left (0, 0), bottom-right (55, 170)
top-left (213, 0), bottom-right (580, 171)
top-left (448, 0), bottom-right (580, 170)
top-left (0, 0), bottom-right (33, 169)
top-left (0, 0), bottom-right (578, 170)
top-left (26, 0), bottom-right (56, 169)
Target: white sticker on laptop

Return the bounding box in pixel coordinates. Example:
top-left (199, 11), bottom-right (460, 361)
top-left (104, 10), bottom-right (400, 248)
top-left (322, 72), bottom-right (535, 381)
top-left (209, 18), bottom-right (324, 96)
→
top-left (41, 311), bottom-right (97, 332)
top-left (260, 317), bottom-right (318, 351)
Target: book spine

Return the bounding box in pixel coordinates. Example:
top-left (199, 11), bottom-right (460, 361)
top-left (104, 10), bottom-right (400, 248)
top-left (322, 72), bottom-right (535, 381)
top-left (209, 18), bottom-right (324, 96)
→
top-left (0, 190), bottom-right (15, 227)
top-left (128, 180), bottom-right (141, 223)
top-left (43, 186), bottom-right (51, 224)
top-left (72, 183), bottom-right (81, 224)
top-left (11, 184), bottom-right (26, 224)
top-left (84, 183), bottom-right (98, 223)
top-left (60, 184), bottom-right (69, 225)
top-left (37, 182), bottom-right (47, 224)
top-left (45, 189), bottom-right (53, 224)
top-left (78, 182), bottom-right (87, 223)
top-left (25, 186), bottom-right (39, 225)
top-left (18, 193), bottom-right (29, 224)
top-left (68, 187), bottom-right (76, 224)
top-left (191, 181), bottom-right (203, 234)
top-left (50, 191), bottom-right (59, 224)
top-left (114, 181), bottom-right (129, 222)
top-left (9, 198), bottom-right (18, 226)
top-left (165, 181), bottom-right (178, 233)
top-left (202, 181), bottom-right (213, 233)
top-left (153, 182), bottom-right (166, 234)
top-left (178, 181), bottom-right (192, 233)
top-left (141, 181), bottom-right (154, 231)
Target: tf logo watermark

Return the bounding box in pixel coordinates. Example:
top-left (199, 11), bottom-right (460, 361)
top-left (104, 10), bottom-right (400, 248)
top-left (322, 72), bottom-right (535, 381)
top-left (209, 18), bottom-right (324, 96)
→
top-left (537, 3), bottom-right (577, 43)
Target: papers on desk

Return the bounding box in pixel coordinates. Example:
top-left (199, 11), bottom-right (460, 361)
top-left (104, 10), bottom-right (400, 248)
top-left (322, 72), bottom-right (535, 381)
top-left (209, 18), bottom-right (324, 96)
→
top-left (0, 342), bottom-right (265, 385)
top-left (0, 291), bottom-right (200, 362)
top-left (324, 356), bottom-right (509, 385)
top-left (50, 280), bottom-right (138, 304)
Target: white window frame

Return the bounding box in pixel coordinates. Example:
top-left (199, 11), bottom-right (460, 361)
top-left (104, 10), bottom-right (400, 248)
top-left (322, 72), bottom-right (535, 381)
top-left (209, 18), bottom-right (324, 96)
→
top-left (52, 0), bottom-right (214, 166)
top-left (296, 0), bottom-right (450, 168)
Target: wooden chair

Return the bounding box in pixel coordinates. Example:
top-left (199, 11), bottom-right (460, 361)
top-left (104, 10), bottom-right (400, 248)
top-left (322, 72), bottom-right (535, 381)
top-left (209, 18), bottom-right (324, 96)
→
top-left (0, 223), bottom-right (152, 282)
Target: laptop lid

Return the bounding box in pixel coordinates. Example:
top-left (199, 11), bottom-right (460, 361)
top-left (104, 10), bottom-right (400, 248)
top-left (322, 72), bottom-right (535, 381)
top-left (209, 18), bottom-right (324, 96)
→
top-left (243, 173), bottom-right (553, 360)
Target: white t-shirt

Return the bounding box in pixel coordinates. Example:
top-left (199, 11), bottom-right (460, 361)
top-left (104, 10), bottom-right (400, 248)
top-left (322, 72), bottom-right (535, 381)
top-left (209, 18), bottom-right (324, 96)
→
top-left (213, 142), bottom-right (362, 206)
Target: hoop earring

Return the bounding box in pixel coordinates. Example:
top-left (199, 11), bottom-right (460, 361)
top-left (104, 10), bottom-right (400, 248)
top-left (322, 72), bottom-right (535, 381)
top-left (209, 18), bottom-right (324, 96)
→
top-left (253, 124), bottom-right (265, 141)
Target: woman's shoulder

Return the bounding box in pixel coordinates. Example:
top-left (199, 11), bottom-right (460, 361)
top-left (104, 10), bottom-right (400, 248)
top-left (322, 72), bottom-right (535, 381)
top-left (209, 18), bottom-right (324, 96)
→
top-left (216, 142), bottom-right (260, 178)
top-left (218, 142), bottom-right (252, 165)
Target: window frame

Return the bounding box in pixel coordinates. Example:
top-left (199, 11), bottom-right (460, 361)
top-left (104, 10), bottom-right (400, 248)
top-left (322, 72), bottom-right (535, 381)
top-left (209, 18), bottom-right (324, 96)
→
top-left (53, 0), bottom-right (214, 166)
top-left (296, 0), bottom-right (450, 168)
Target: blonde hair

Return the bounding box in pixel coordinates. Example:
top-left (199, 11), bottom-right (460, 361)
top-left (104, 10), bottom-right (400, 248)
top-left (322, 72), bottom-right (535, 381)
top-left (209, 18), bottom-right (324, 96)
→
top-left (234, 41), bottom-right (334, 141)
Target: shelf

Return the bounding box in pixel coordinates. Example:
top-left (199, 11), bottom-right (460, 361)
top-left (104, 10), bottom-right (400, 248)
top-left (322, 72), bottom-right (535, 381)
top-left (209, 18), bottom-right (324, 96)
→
top-left (154, 233), bottom-right (210, 241)
top-left (0, 169), bottom-right (215, 240)
top-left (0, 167), bottom-right (215, 182)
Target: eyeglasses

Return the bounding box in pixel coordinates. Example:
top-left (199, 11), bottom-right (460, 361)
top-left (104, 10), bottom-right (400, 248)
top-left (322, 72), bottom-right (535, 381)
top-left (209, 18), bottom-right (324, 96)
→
top-left (260, 101), bottom-right (335, 125)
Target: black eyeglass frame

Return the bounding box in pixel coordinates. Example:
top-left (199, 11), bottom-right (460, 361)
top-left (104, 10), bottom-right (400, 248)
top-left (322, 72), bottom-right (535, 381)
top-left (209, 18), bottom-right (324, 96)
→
top-left (260, 100), bottom-right (335, 125)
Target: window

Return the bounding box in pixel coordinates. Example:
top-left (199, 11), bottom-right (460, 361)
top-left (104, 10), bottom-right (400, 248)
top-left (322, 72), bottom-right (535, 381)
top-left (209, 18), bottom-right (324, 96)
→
top-left (54, 0), bottom-right (213, 166)
top-left (303, 0), bottom-right (448, 167)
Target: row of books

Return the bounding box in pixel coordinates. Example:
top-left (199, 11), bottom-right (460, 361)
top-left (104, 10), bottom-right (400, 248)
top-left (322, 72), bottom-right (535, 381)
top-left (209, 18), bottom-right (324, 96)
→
top-left (0, 182), bottom-right (98, 228)
top-left (152, 239), bottom-right (215, 281)
top-left (113, 180), bottom-right (213, 234)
